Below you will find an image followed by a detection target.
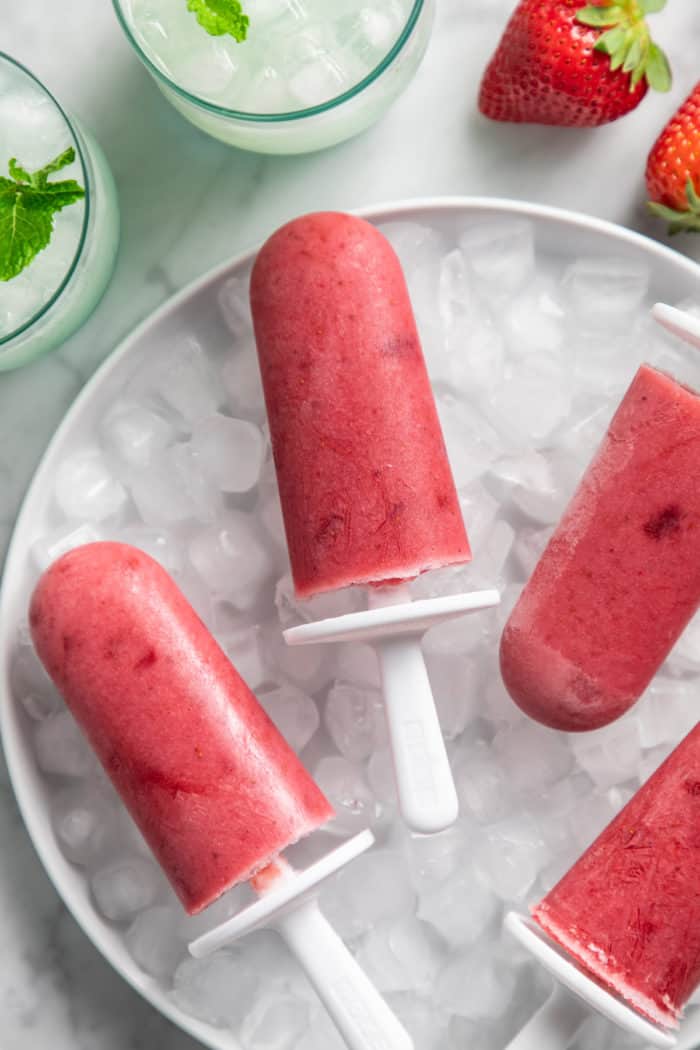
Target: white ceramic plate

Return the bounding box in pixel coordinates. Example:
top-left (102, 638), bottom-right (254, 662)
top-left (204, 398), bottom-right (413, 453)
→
top-left (2, 198), bottom-right (700, 1050)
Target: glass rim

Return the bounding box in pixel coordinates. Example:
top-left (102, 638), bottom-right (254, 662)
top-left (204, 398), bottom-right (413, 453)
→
top-left (111, 0), bottom-right (426, 122)
top-left (0, 53), bottom-right (91, 349)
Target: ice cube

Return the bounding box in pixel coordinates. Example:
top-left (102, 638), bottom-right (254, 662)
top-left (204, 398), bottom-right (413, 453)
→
top-left (240, 992), bottom-right (310, 1050)
top-left (442, 318), bottom-right (505, 393)
top-left (218, 275), bottom-right (253, 337)
top-left (287, 50), bottom-right (348, 107)
top-left (324, 680), bottom-right (383, 762)
top-left (473, 816), bottom-right (547, 901)
top-left (453, 740), bottom-right (516, 824)
top-left (313, 756), bottom-right (378, 837)
top-left (11, 643), bottom-right (62, 721)
top-left (169, 442), bottom-right (222, 523)
top-left (667, 611), bottom-right (700, 673)
top-left (128, 451), bottom-right (199, 526)
top-left (91, 857), bottom-right (162, 921)
top-left (51, 786), bottom-right (116, 865)
top-left (118, 526), bottom-right (183, 575)
top-left (125, 905), bottom-right (183, 979)
top-left (335, 642), bottom-right (381, 689)
top-left (34, 711), bottom-right (94, 777)
top-left (263, 629), bottom-right (330, 693)
top-left (54, 447), bottom-right (127, 522)
top-left (567, 791), bottom-right (620, 853)
top-left (177, 885), bottom-right (247, 942)
top-left (437, 396), bottom-right (501, 486)
top-left (221, 344), bottom-right (266, 417)
top-left (493, 721), bottom-right (572, 795)
top-left (319, 849), bottom-right (416, 940)
top-left (562, 257), bottom-right (649, 330)
top-left (459, 220), bottom-right (535, 297)
top-left (418, 864), bottom-right (500, 947)
top-left (424, 652), bottom-right (479, 740)
top-left (436, 948), bottom-right (516, 1019)
top-left (485, 370), bottom-right (572, 445)
top-left (294, 1009), bottom-right (345, 1050)
top-left (468, 518), bottom-right (515, 587)
top-left (485, 452), bottom-right (565, 525)
top-left (189, 511), bottom-right (273, 601)
top-left (636, 678), bottom-right (697, 750)
top-left (503, 282), bottom-right (565, 357)
top-left (570, 719), bottom-right (642, 791)
top-left (344, 5), bottom-right (404, 62)
top-left (377, 223), bottom-right (445, 286)
top-left (173, 951), bottom-right (259, 1026)
top-left (259, 684), bottom-right (319, 752)
top-left (219, 622), bottom-right (267, 691)
top-left (176, 38), bottom-right (238, 97)
top-left (356, 916), bottom-right (443, 994)
top-left (148, 336), bottom-right (221, 424)
top-left (30, 522), bottom-right (103, 573)
top-left (402, 822), bottom-right (465, 893)
top-left (385, 993), bottom-right (450, 1050)
top-left (512, 525), bottom-right (552, 580)
top-left (438, 248), bottom-right (473, 331)
top-left (100, 401), bottom-right (174, 469)
top-left (274, 572), bottom-right (362, 629)
top-left (367, 749), bottom-right (398, 806)
top-left (191, 414), bottom-right (265, 493)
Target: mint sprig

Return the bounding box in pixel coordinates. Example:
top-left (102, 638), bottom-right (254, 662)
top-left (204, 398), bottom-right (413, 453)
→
top-left (0, 148), bottom-right (85, 283)
top-left (186, 0), bottom-right (249, 41)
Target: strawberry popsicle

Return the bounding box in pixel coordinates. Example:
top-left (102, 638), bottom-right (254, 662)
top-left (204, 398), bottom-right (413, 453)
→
top-left (532, 722), bottom-right (700, 1029)
top-left (30, 541), bottom-right (333, 914)
top-left (250, 211), bottom-right (471, 599)
top-left (501, 364), bottom-right (700, 732)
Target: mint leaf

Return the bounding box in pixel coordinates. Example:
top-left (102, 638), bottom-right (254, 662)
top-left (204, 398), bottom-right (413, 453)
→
top-left (186, 0), bottom-right (249, 41)
top-left (0, 148), bottom-right (85, 282)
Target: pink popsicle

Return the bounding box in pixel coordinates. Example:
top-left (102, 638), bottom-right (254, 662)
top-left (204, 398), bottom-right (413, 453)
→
top-left (30, 542), bottom-right (333, 914)
top-left (250, 212), bottom-right (471, 600)
top-left (501, 364), bottom-right (700, 731)
top-left (533, 722), bottom-right (700, 1029)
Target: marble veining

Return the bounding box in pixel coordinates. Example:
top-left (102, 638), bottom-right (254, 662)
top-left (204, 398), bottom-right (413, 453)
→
top-left (2, 1), bottom-right (700, 1048)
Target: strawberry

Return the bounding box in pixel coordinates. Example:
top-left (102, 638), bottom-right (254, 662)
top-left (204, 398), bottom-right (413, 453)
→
top-left (479, 0), bottom-right (671, 127)
top-left (647, 84), bottom-right (700, 233)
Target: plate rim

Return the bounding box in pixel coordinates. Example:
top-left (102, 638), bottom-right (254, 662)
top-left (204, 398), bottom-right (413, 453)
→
top-left (2, 195), bottom-right (700, 1050)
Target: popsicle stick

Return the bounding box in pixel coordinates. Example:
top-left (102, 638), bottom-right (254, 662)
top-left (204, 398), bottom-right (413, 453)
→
top-left (505, 913), bottom-right (676, 1050)
top-left (189, 831), bottom-right (414, 1050)
top-left (285, 584), bottom-right (499, 834)
top-left (652, 303), bottom-right (700, 349)
top-left (504, 985), bottom-right (588, 1050)
top-left (277, 898), bottom-right (413, 1050)
top-left (365, 588), bottom-right (457, 833)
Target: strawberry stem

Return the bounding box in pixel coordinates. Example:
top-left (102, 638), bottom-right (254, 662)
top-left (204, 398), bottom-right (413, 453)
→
top-left (576, 0), bottom-right (671, 92)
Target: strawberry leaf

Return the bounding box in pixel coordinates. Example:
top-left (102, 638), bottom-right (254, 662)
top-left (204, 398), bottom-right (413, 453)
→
top-left (645, 43), bottom-right (672, 92)
top-left (577, 5), bottom-right (626, 27)
top-left (648, 180), bottom-right (700, 234)
top-left (578, 0), bottom-right (671, 93)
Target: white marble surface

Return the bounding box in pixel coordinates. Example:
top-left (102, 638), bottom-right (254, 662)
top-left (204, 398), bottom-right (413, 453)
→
top-left (3, 2), bottom-right (700, 1048)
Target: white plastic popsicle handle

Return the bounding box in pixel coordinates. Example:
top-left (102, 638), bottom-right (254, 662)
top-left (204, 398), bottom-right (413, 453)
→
top-left (284, 584), bottom-right (500, 835)
top-left (652, 303), bottom-right (700, 349)
top-left (373, 625), bottom-right (458, 834)
top-left (504, 985), bottom-right (588, 1050)
top-left (277, 897), bottom-right (413, 1050)
top-left (504, 913), bottom-right (676, 1050)
top-left (189, 833), bottom-right (414, 1050)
